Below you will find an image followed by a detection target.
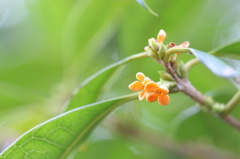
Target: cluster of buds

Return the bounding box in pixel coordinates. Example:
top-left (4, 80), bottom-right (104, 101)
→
top-left (144, 30), bottom-right (168, 60)
top-left (128, 72), bottom-right (170, 106)
top-left (165, 54), bottom-right (187, 79)
top-left (144, 29), bottom-right (190, 61)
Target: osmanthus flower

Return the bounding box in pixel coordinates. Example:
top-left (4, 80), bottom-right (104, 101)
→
top-left (157, 29), bottom-right (167, 43)
top-left (128, 72), bottom-right (151, 100)
top-left (144, 82), bottom-right (170, 106)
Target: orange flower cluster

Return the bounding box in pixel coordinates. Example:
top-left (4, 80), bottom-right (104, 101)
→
top-left (129, 72), bottom-right (170, 106)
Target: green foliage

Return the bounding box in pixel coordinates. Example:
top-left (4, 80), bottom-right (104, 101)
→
top-left (190, 48), bottom-right (240, 78)
top-left (0, 94), bottom-right (137, 159)
top-left (1, 0), bottom-right (240, 159)
top-left (64, 53), bottom-right (147, 111)
top-left (210, 40), bottom-right (240, 56)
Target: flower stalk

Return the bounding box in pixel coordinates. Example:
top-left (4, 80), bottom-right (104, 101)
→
top-left (163, 48), bottom-right (191, 63)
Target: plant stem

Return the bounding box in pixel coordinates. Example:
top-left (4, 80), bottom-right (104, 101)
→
top-left (222, 90), bottom-right (240, 116)
top-left (158, 60), bottom-right (240, 132)
top-left (222, 115), bottom-right (240, 131)
top-left (163, 48), bottom-right (190, 63)
top-left (124, 52), bottom-right (148, 63)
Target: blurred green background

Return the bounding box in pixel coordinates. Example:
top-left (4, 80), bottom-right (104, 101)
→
top-left (0, 0), bottom-right (240, 158)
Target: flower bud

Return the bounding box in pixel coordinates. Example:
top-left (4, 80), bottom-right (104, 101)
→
top-left (157, 29), bottom-right (166, 43)
top-left (169, 86), bottom-right (179, 93)
top-left (148, 38), bottom-right (159, 50)
top-left (146, 46), bottom-right (158, 60)
top-left (179, 61), bottom-right (186, 78)
top-left (148, 47), bottom-right (159, 59)
top-left (158, 71), bottom-right (175, 81)
top-left (158, 43), bottom-right (167, 54)
top-left (172, 60), bottom-right (182, 77)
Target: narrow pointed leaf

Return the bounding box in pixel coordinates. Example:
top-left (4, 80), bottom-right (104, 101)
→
top-left (0, 94), bottom-right (137, 159)
top-left (219, 57), bottom-right (240, 70)
top-left (189, 48), bottom-right (240, 78)
top-left (65, 52), bottom-right (147, 111)
top-left (220, 57), bottom-right (240, 89)
top-left (209, 39), bottom-right (240, 56)
top-left (136, 0), bottom-right (158, 16)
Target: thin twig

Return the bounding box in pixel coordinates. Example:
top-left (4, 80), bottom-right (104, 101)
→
top-left (159, 60), bottom-right (240, 132)
top-left (223, 115), bottom-right (240, 131)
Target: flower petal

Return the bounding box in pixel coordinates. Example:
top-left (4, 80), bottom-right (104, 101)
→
top-left (139, 90), bottom-right (146, 101)
top-left (158, 94), bottom-right (170, 106)
top-left (145, 82), bottom-right (159, 92)
top-left (179, 41), bottom-right (190, 48)
top-left (143, 77), bottom-right (151, 85)
top-left (146, 92), bottom-right (158, 103)
top-left (157, 29), bottom-right (166, 43)
top-left (159, 85), bottom-right (169, 94)
top-left (129, 81), bottom-right (143, 91)
top-left (136, 72), bottom-right (145, 81)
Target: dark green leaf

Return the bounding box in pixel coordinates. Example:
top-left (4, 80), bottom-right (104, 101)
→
top-left (0, 94), bottom-right (137, 159)
top-left (136, 0), bottom-right (158, 16)
top-left (209, 39), bottom-right (240, 56)
top-left (64, 52), bottom-right (147, 111)
top-left (189, 48), bottom-right (240, 78)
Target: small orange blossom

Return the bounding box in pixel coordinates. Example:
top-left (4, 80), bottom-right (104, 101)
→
top-left (145, 82), bottom-right (170, 106)
top-left (128, 72), bottom-right (151, 100)
top-left (157, 29), bottom-right (167, 43)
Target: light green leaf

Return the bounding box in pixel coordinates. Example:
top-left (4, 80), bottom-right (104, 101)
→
top-left (219, 57), bottom-right (240, 70)
top-left (220, 57), bottom-right (240, 89)
top-left (0, 94), bottom-right (137, 159)
top-left (64, 52), bottom-right (147, 111)
top-left (189, 48), bottom-right (240, 78)
top-left (209, 39), bottom-right (240, 56)
top-left (136, 0), bottom-right (158, 16)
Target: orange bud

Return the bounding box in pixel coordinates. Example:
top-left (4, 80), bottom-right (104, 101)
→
top-left (136, 72), bottom-right (145, 81)
top-left (157, 29), bottom-right (166, 43)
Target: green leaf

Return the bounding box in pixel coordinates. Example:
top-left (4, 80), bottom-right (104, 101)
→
top-left (189, 48), bottom-right (240, 78)
top-left (209, 39), bottom-right (240, 56)
top-left (136, 0), bottom-right (158, 16)
top-left (0, 94), bottom-right (137, 159)
top-left (64, 52), bottom-right (147, 111)
top-left (219, 57), bottom-right (240, 70)
top-left (219, 57), bottom-right (240, 89)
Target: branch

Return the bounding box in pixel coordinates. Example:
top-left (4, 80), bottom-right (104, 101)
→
top-left (105, 119), bottom-right (238, 159)
top-left (159, 60), bottom-right (240, 132)
top-left (223, 115), bottom-right (240, 131)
